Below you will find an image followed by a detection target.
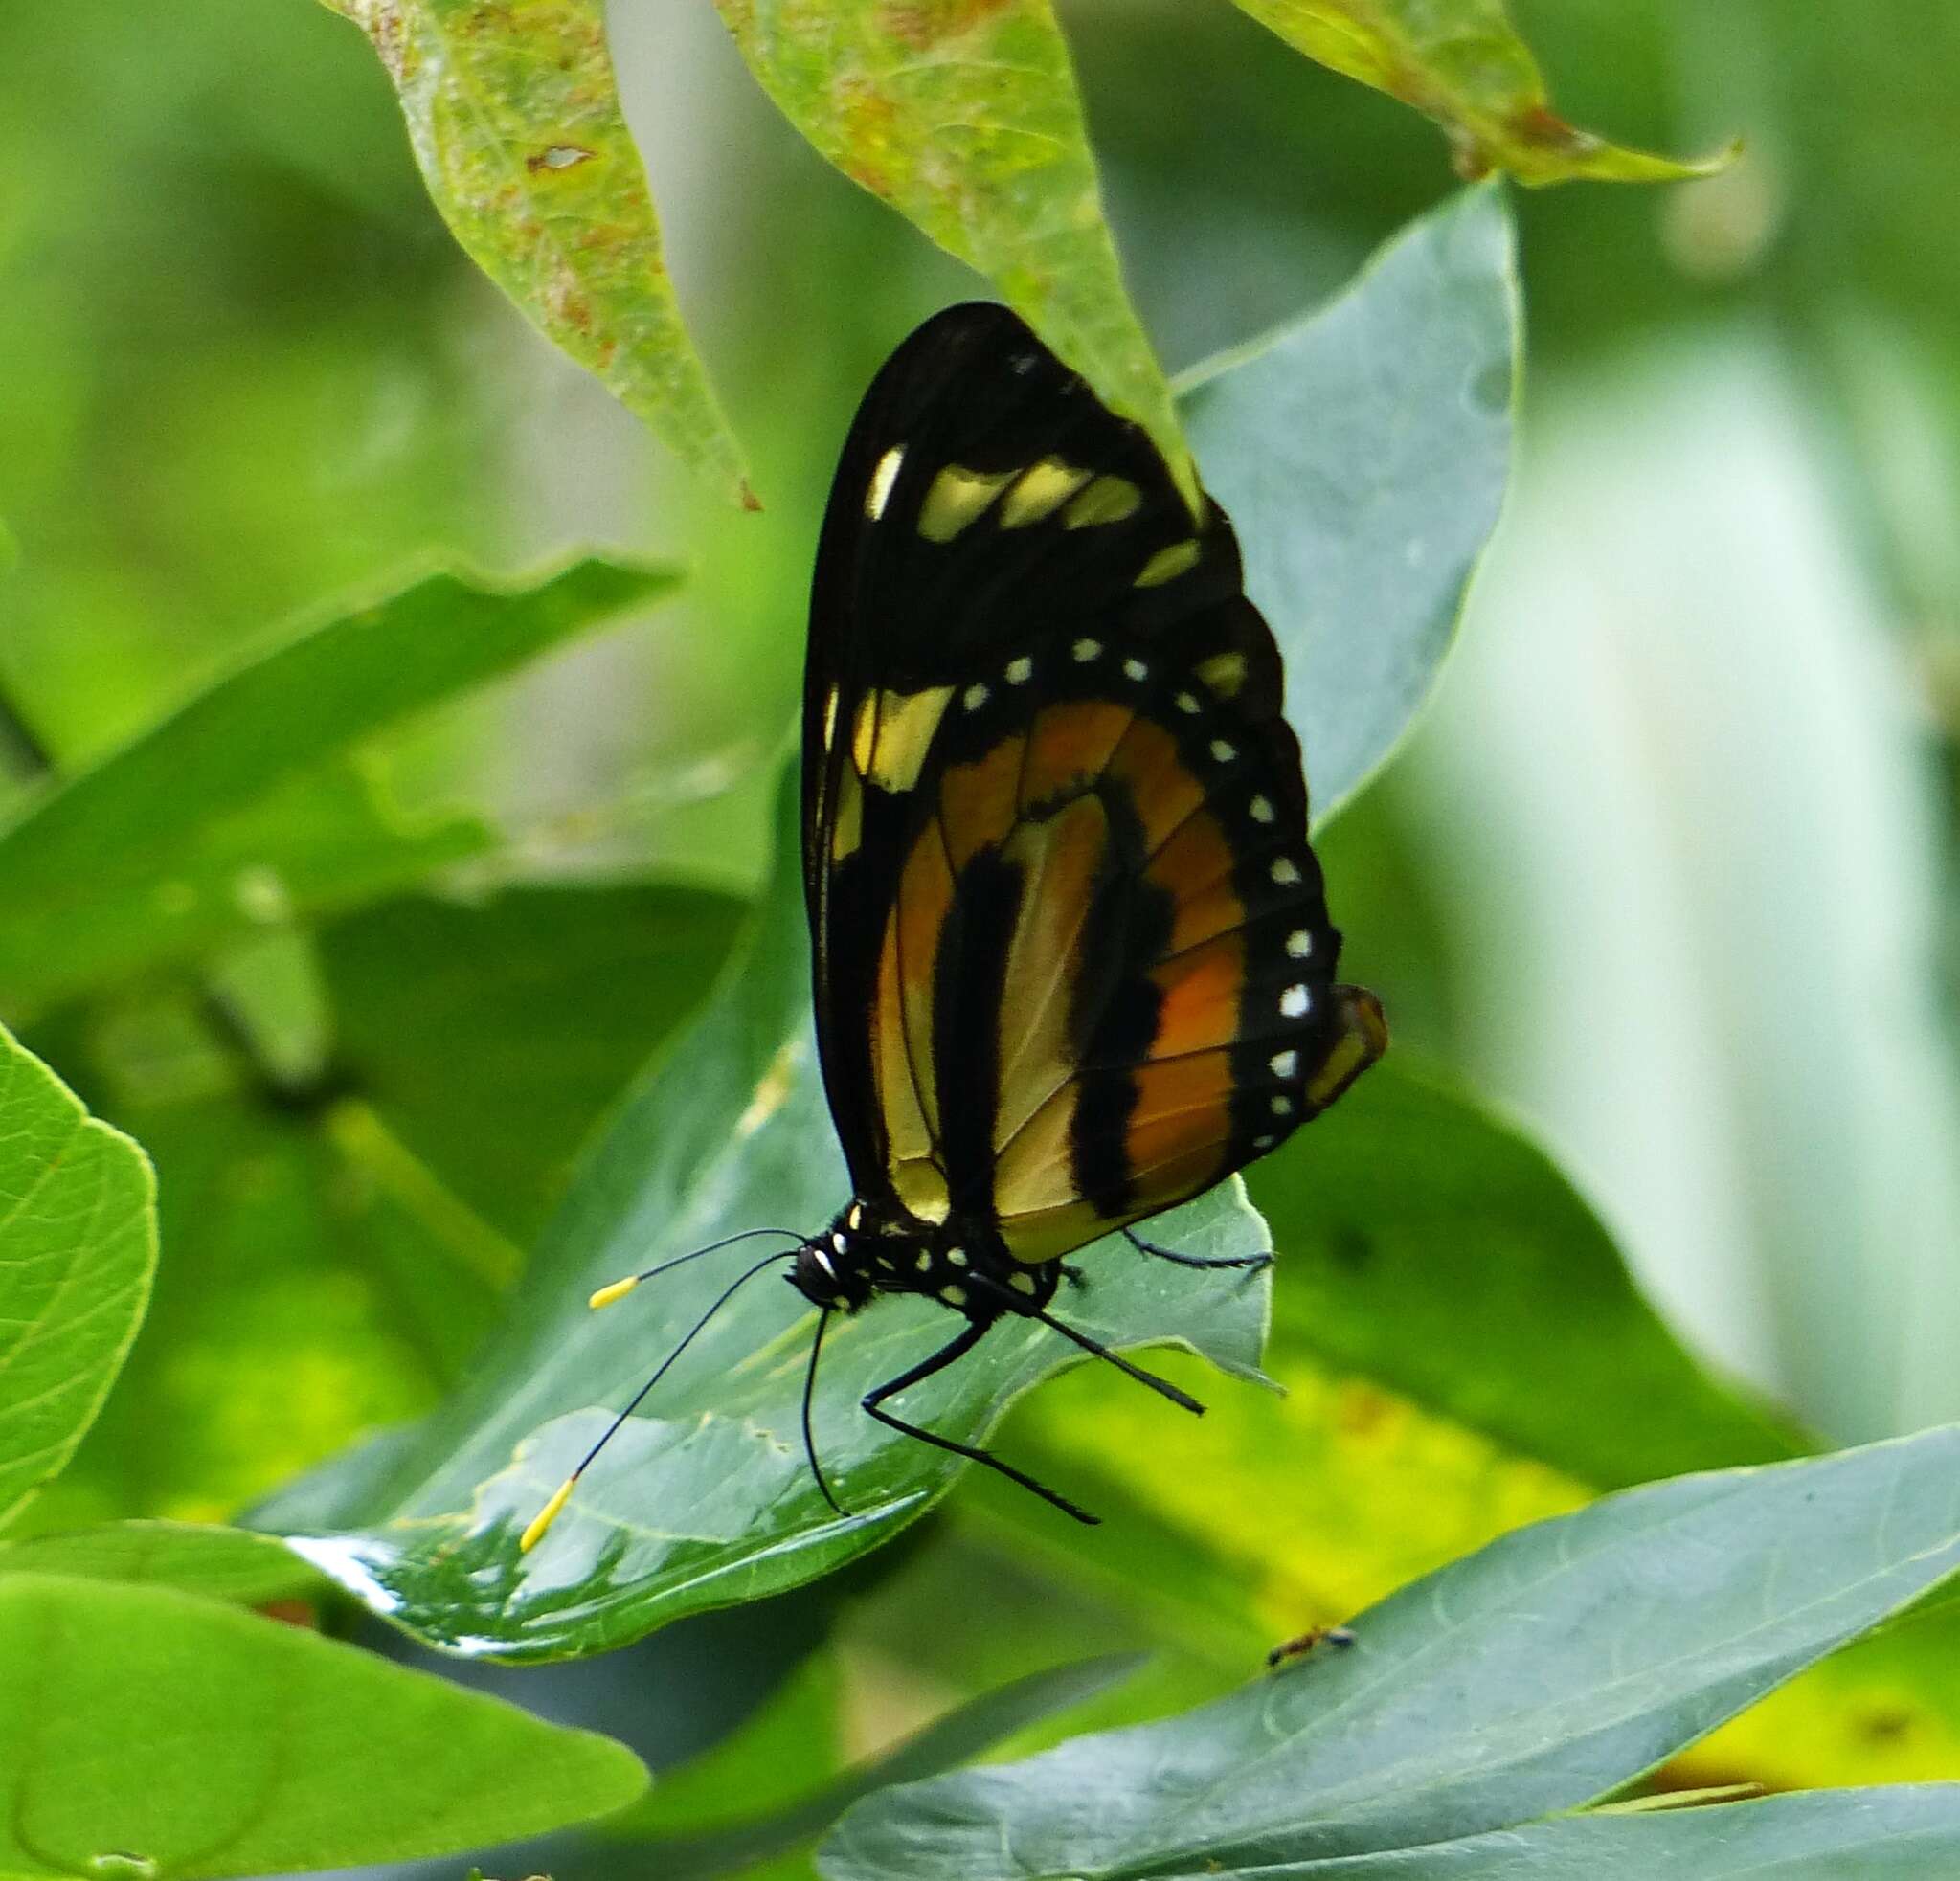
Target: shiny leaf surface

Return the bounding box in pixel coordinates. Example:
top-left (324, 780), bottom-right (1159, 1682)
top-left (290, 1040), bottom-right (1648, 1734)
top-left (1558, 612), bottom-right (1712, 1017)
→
top-left (273, 778), bottom-right (1273, 1659)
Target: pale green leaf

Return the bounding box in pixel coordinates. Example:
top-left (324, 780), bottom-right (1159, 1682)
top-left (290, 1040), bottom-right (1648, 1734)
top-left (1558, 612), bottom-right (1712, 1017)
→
top-left (821, 1426), bottom-right (1960, 1877)
top-left (1181, 184), bottom-right (1518, 818)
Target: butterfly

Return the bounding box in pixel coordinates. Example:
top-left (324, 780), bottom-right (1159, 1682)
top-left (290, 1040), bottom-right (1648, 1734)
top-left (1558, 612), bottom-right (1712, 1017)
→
top-left (522, 302), bottom-right (1384, 1551)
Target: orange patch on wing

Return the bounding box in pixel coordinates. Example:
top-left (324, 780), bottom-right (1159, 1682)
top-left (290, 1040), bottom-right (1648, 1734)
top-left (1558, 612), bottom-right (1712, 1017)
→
top-left (1103, 718), bottom-right (1203, 853)
top-left (1149, 929), bottom-right (1247, 1059)
top-left (1018, 700), bottom-right (1134, 812)
top-left (1124, 1052), bottom-right (1235, 1201)
top-left (1161, 876), bottom-right (1247, 960)
top-left (1146, 808), bottom-right (1238, 929)
top-left (937, 732), bottom-right (1025, 867)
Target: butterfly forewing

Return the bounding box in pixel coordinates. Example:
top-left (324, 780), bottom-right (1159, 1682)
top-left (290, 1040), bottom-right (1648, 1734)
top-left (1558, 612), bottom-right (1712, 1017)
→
top-left (804, 302), bottom-right (1376, 1262)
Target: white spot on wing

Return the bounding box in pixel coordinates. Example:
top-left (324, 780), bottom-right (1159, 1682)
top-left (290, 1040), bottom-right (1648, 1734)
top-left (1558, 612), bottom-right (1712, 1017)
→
top-left (1280, 984), bottom-right (1310, 1018)
top-left (1005, 656), bottom-right (1033, 684)
top-left (1072, 638), bottom-right (1102, 662)
top-left (1287, 929), bottom-right (1313, 958)
top-left (1270, 1049), bottom-right (1298, 1078)
top-left (964, 683), bottom-right (990, 711)
top-left (1272, 858), bottom-right (1301, 885)
top-left (1250, 795), bottom-right (1274, 823)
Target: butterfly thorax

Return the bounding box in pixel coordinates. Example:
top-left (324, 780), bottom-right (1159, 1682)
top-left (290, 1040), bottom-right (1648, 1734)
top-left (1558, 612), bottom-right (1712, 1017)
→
top-left (788, 1200), bottom-right (1059, 1321)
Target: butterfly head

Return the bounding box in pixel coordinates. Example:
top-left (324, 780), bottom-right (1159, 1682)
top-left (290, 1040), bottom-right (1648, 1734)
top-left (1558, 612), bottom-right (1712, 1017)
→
top-left (788, 1207), bottom-right (886, 1312)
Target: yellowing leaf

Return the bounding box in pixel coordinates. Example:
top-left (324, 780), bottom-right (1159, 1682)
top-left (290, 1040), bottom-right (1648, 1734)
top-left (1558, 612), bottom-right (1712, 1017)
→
top-left (322, 0), bottom-right (751, 501)
top-left (1231, 0), bottom-right (1736, 185)
top-left (716, 0), bottom-right (1196, 506)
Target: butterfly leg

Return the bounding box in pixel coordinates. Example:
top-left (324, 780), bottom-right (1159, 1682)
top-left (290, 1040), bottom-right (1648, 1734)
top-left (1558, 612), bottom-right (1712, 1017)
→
top-left (1123, 1226), bottom-right (1273, 1272)
top-left (861, 1317), bottom-right (1100, 1525)
top-left (969, 1271), bottom-right (1206, 1418)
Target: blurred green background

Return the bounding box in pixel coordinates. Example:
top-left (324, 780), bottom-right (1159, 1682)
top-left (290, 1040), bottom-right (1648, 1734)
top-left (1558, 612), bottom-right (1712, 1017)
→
top-left (6, 0), bottom-right (1960, 1866)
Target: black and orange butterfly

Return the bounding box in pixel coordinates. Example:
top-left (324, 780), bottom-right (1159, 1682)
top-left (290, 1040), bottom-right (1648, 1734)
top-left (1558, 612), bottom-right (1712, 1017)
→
top-left (523, 303), bottom-right (1383, 1549)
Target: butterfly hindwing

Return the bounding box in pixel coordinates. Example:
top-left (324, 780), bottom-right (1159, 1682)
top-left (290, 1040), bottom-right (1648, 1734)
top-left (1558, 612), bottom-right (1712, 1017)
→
top-left (804, 303), bottom-right (1381, 1258)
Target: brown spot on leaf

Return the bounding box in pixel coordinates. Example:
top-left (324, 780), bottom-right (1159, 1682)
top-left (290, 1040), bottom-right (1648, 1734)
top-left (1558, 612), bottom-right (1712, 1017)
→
top-left (527, 144), bottom-right (597, 174)
top-left (878, 0), bottom-right (1014, 48)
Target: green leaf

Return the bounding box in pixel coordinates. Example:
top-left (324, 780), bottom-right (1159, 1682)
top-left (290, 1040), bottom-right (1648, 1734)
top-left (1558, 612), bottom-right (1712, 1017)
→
top-left (819, 1425), bottom-right (1960, 1878)
top-left (0, 1022), bottom-right (155, 1530)
top-left (0, 1521), bottom-right (320, 1607)
top-left (1000, 1064), bottom-right (1795, 1646)
top-left (716, 0), bottom-right (1198, 507)
top-left (0, 1573), bottom-right (646, 1878)
top-left (1228, 0), bottom-right (1737, 187)
top-left (1182, 185), bottom-right (1518, 820)
top-left (613, 1654), bottom-right (1140, 1879)
top-left (0, 556), bottom-right (679, 1015)
top-left (992, 1069), bottom-right (1960, 1792)
top-left (321, 0), bottom-right (750, 503)
top-left (320, 885), bottom-right (749, 1243)
top-left (1334, 1791), bottom-right (1960, 1877)
top-left (1250, 1062), bottom-right (1801, 1491)
top-left (34, 1022), bottom-right (491, 1530)
top-left (270, 773), bottom-right (1273, 1659)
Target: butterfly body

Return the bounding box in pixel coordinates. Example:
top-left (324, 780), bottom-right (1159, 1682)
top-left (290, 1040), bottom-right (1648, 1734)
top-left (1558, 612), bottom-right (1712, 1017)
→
top-left (788, 1200), bottom-right (1064, 1321)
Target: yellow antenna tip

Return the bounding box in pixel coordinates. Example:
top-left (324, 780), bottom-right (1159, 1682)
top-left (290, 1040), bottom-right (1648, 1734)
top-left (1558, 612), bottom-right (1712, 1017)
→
top-left (519, 1475), bottom-right (577, 1554)
top-left (589, 1275), bottom-right (640, 1310)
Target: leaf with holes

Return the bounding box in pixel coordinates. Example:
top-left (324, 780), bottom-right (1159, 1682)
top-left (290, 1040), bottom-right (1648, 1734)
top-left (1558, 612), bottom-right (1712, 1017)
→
top-left (1230, 0), bottom-right (1737, 185)
top-left (0, 1023), bottom-right (155, 1532)
top-left (320, 0), bottom-right (749, 502)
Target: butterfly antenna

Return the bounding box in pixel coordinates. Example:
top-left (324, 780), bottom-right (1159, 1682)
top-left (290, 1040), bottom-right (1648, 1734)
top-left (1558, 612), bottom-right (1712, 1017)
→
top-left (801, 1305), bottom-right (846, 1516)
top-left (520, 1247), bottom-right (797, 1553)
top-left (587, 1226), bottom-right (806, 1310)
